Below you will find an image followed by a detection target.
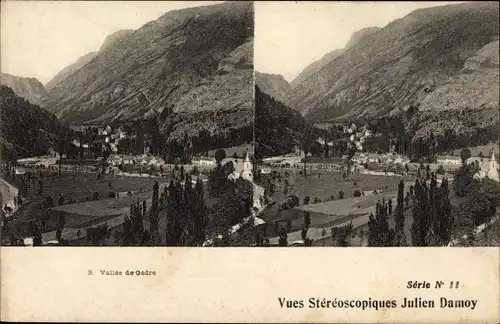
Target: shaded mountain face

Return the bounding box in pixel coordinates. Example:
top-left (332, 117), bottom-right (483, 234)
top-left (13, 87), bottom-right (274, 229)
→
top-left (45, 29), bottom-right (136, 91)
top-left (42, 1), bottom-right (254, 145)
top-left (288, 2), bottom-right (499, 141)
top-left (289, 27), bottom-right (381, 89)
top-left (290, 49), bottom-right (345, 89)
top-left (0, 85), bottom-right (68, 160)
top-left (408, 39), bottom-right (499, 141)
top-left (255, 85), bottom-right (307, 158)
top-left (255, 72), bottom-right (291, 105)
top-left (0, 73), bottom-right (49, 106)
top-left (45, 52), bottom-right (97, 91)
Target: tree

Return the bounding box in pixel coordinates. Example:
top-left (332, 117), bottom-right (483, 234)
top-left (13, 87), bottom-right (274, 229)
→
top-left (411, 180), bottom-right (431, 246)
top-left (338, 191), bottom-right (344, 200)
top-left (38, 179), bottom-right (43, 195)
top-left (353, 190), bottom-right (362, 197)
top-left (150, 181), bottom-right (159, 236)
top-left (331, 223), bottom-right (353, 246)
top-left (304, 212), bottom-right (311, 230)
top-left (93, 191), bottom-right (99, 201)
top-left (86, 223), bottom-right (110, 246)
top-left (278, 227), bottom-right (288, 246)
top-left (303, 196), bottom-right (310, 205)
top-left (368, 200), bottom-right (394, 247)
top-left (214, 149), bottom-right (226, 165)
top-left (460, 148), bottom-right (471, 164)
top-left (192, 178), bottom-right (208, 245)
top-left (435, 178), bottom-right (454, 244)
top-left (453, 161), bottom-right (480, 197)
top-left (232, 152), bottom-right (238, 159)
top-left (392, 180), bottom-right (406, 246)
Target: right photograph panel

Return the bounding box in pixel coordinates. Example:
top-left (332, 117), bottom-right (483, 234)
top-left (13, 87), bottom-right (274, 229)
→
top-left (254, 1), bottom-right (500, 247)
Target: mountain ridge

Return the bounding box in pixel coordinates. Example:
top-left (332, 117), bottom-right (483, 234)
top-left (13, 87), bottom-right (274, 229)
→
top-left (287, 2), bottom-right (499, 142)
top-left (40, 1), bottom-right (253, 145)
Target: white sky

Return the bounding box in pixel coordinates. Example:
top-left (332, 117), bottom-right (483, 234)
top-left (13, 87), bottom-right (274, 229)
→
top-left (255, 1), bottom-right (464, 82)
top-left (1, 1), bottom-right (222, 85)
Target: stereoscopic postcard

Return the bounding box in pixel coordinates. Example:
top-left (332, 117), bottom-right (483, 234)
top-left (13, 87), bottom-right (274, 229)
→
top-left (1, 1), bottom-right (499, 323)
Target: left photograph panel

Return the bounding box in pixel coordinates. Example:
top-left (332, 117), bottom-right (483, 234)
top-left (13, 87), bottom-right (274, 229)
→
top-left (0, 1), bottom-right (255, 246)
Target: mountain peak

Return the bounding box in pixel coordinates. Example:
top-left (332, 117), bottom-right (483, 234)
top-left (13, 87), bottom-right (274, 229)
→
top-left (255, 72), bottom-right (292, 105)
top-left (99, 29), bottom-right (135, 52)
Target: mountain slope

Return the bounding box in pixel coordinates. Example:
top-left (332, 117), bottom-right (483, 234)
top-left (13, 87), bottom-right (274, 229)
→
top-left (290, 49), bottom-right (345, 89)
top-left (43, 1), bottom-right (254, 146)
top-left (255, 72), bottom-right (291, 105)
top-left (288, 1), bottom-right (499, 134)
top-left (0, 85), bottom-right (68, 160)
top-left (0, 73), bottom-right (50, 106)
top-left (45, 51), bottom-right (97, 91)
top-left (255, 85), bottom-right (307, 158)
top-left (344, 27), bottom-right (381, 50)
top-left (290, 27), bottom-right (381, 89)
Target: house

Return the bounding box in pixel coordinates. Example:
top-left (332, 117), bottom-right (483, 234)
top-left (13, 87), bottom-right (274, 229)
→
top-left (367, 155), bottom-right (381, 163)
top-left (107, 155), bottom-right (122, 166)
top-left (437, 155), bottom-right (462, 166)
top-left (355, 141), bottom-right (363, 151)
top-left (393, 155), bottom-right (410, 165)
top-left (349, 134), bottom-right (356, 142)
top-left (192, 156), bottom-right (216, 167)
top-left (122, 155), bottom-right (135, 165)
top-left (14, 167), bottom-right (26, 175)
top-left (148, 156), bottom-right (165, 168)
top-left (364, 129), bottom-right (373, 138)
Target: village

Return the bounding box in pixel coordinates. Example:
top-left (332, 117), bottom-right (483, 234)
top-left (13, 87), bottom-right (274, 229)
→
top-left (254, 119), bottom-right (499, 247)
top-left (1, 120), bottom-right (262, 247)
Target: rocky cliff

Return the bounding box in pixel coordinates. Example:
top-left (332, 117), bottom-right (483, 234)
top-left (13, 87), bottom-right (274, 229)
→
top-left (0, 73), bottom-right (50, 106)
top-left (255, 72), bottom-right (291, 105)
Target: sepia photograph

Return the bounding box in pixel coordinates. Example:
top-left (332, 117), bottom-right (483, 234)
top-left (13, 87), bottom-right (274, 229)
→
top-left (254, 1), bottom-right (500, 247)
top-left (1, 1), bottom-right (255, 247)
top-left (1, 1), bottom-right (500, 323)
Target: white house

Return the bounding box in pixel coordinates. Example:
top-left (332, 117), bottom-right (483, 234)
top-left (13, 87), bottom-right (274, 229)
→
top-left (192, 156), bottom-right (216, 167)
top-left (122, 156), bottom-right (135, 165)
top-left (107, 155), bottom-right (122, 166)
top-left (437, 155), bottom-right (462, 166)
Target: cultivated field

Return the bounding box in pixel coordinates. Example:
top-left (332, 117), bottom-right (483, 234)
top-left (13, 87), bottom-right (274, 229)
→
top-left (21, 170), bottom-right (160, 203)
top-left (270, 170), bottom-right (414, 203)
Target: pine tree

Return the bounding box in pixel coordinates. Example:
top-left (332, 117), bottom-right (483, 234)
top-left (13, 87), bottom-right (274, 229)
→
top-left (192, 178), bottom-right (208, 246)
top-left (278, 227), bottom-right (288, 246)
top-left (368, 201), bottom-right (394, 247)
top-left (165, 180), bottom-right (183, 245)
top-left (437, 178), bottom-right (453, 243)
top-left (393, 180), bottom-right (407, 246)
top-left (411, 179), bottom-right (431, 246)
top-left (149, 181), bottom-right (159, 238)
